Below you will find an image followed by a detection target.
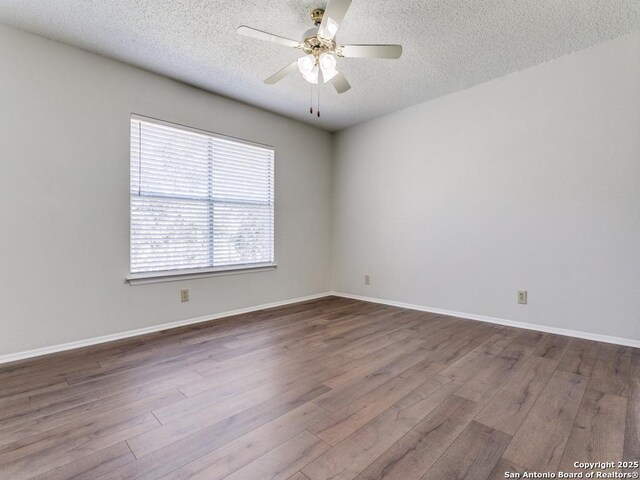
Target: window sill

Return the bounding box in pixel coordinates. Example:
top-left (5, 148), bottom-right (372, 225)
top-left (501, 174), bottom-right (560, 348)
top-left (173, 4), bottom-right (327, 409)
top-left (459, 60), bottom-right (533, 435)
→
top-left (126, 263), bottom-right (277, 285)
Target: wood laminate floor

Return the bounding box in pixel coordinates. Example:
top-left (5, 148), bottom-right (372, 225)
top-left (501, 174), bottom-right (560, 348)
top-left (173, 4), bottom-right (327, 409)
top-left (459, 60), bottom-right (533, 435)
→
top-left (0, 296), bottom-right (638, 479)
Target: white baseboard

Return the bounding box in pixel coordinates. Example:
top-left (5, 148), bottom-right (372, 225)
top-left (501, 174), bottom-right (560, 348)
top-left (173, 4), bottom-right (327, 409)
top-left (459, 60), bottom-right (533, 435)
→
top-left (0, 292), bottom-right (333, 365)
top-left (331, 291), bottom-right (640, 349)
top-left (3, 290), bottom-right (636, 365)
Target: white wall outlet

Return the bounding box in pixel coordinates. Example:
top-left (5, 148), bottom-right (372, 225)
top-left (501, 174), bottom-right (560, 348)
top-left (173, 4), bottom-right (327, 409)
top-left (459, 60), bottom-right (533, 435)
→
top-left (180, 289), bottom-right (190, 302)
top-left (517, 290), bottom-right (527, 305)
top-left (364, 275), bottom-right (371, 285)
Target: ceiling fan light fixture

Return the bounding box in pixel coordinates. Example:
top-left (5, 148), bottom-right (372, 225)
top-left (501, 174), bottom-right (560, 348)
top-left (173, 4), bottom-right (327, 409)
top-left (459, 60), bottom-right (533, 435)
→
top-left (297, 54), bottom-right (316, 76)
top-left (302, 65), bottom-right (320, 84)
top-left (319, 53), bottom-right (338, 81)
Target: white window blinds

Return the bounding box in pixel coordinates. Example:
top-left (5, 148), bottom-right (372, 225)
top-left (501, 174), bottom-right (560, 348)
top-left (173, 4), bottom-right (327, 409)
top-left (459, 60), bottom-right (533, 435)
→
top-left (130, 116), bottom-right (275, 274)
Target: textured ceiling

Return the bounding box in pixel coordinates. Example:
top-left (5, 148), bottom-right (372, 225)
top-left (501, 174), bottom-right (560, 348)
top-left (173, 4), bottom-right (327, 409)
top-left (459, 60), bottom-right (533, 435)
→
top-left (1, 1), bottom-right (639, 131)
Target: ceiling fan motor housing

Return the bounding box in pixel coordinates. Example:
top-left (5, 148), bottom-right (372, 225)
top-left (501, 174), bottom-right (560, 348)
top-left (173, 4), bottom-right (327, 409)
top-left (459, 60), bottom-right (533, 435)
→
top-left (302, 29), bottom-right (335, 55)
top-left (302, 8), bottom-right (338, 58)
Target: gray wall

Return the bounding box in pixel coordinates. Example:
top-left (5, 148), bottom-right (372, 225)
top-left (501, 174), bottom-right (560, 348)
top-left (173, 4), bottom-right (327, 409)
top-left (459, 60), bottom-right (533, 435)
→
top-left (0, 25), bottom-right (333, 356)
top-left (332, 32), bottom-right (640, 341)
top-left (2, 25), bottom-right (639, 357)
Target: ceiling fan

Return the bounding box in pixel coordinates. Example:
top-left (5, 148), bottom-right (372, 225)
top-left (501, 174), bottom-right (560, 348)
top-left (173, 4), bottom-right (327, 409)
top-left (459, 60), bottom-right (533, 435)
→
top-left (237, 0), bottom-right (402, 98)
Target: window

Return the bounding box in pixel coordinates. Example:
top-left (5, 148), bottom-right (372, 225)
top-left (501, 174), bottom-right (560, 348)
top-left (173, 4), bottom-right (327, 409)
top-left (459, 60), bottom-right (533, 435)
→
top-left (129, 116), bottom-right (275, 278)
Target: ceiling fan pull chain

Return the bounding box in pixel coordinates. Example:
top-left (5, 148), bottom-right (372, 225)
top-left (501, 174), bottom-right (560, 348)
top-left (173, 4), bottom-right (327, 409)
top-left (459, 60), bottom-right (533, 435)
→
top-left (310, 86), bottom-right (313, 114)
top-left (317, 86), bottom-right (321, 118)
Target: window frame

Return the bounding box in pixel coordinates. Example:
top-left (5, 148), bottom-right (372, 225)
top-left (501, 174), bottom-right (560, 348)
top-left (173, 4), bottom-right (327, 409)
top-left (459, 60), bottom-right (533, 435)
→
top-left (126, 114), bottom-right (276, 285)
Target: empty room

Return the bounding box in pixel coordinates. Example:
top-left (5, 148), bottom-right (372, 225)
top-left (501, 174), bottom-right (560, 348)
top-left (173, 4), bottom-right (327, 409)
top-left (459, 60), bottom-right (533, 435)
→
top-left (0, 1), bottom-right (639, 479)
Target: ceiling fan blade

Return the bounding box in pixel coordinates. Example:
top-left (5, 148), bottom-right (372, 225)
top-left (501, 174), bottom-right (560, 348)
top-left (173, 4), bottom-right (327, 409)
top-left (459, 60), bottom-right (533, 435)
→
top-left (339, 44), bottom-right (403, 59)
top-left (237, 26), bottom-right (301, 49)
top-left (317, 0), bottom-right (352, 40)
top-left (330, 72), bottom-right (351, 94)
top-left (264, 61), bottom-right (299, 84)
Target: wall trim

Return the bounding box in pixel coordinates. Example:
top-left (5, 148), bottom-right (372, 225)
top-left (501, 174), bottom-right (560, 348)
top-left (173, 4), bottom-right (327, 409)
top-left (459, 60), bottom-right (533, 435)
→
top-left (0, 292), bottom-right (333, 365)
top-left (331, 291), bottom-right (640, 349)
top-left (3, 289), bottom-right (637, 365)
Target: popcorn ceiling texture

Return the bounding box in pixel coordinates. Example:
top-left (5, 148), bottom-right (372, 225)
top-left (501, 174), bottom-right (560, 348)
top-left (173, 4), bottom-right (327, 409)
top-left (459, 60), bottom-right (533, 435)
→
top-left (0, 0), bottom-right (638, 131)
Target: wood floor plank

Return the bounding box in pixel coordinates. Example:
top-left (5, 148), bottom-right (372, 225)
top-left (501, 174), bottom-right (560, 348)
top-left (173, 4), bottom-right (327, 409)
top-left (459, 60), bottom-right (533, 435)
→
top-left (308, 363), bottom-right (446, 446)
top-left (0, 387), bottom-right (180, 455)
top-left (419, 421), bottom-right (511, 480)
top-left (342, 328), bottom-right (418, 360)
top-left (590, 344), bottom-right (632, 397)
top-left (440, 333), bottom-right (514, 382)
top-left (172, 318), bottom-right (361, 389)
top-left (0, 375), bottom-right (197, 442)
top-left (129, 380), bottom-right (327, 457)
top-left (321, 338), bottom-right (427, 389)
top-left (157, 364), bottom-right (319, 423)
top-left (533, 334), bottom-right (571, 361)
top-left (184, 315), bottom-right (421, 399)
top-left (313, 345), bottom-right (436, 412)
top-left (557, 338), bottom-right (600, 377)
top-left (455, 339), bottom-right (536, 407)
top-left (503, 369), bottom-right (588, 471)
top-left (62, 349), bottom-right (216, 388)
top-left (202, 431), bottom-right (329, 480)
top-left (511, 330), bottom-right (548, 351)
top-left (64, 338), bottom-right (225, 385)
top-left (29, 442), bottom-right (136, 480)
top-left (157, 402), bottom-right (329, 480)
top-left (28, 364), bottom-right (202, 411)
top-left (288, 472), bottom-right (312, 480)
top-left (180, 349), bottom-right (328, 399)
top-left (0, 412), bottom-right (159, 479)
top-left (96, 385), bottom-right (330, 479)
top-left (0, 355), bottom-right (101, 383)
top-left (558, 388), bottom-right (627, 471)
top-left (302, 376), bottom-right (461, 480)
top-left (0, 378), bottom-right (69, 402)
top-left (455, 378), bottom-right (499, 405)
top-left (0, 396), bottom-right (31, 422)
top-left (315, 317), bottom-right (424, 361)
top-left (475, 355), bottom-right (558, 435)
top-left (1, 387), bottom-right (183, 446)
top-left (471, 342), bottom-right (532, 387)
top-left (353, 395), bottom-right (481, 480)
top-left (427, 323), bottom-right (497, 365)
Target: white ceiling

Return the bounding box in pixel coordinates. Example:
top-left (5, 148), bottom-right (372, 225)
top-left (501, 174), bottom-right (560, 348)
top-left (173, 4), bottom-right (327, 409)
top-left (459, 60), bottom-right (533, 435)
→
top-left (1, 1), bottom-right (639, 131)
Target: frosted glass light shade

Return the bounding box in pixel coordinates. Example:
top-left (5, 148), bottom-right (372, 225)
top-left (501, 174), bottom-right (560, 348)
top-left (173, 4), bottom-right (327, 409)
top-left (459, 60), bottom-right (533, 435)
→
top-left (319, 53), bottom-right (338, 82)
top-left (297, 55), bottom-right (316, 75)
top-left (303, 65), bottom-right (319, 84)
top-left (298, 53), bottom-right (338, 84)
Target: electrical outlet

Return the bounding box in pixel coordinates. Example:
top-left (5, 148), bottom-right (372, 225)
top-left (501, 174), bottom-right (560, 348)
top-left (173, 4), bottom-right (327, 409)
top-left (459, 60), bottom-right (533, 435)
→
top-left (364, 275), bottom-right (370, 285)
top-left (180, 289), bottom-right (189, 302)
top-left (517, 290), bottom-right (527, 305)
